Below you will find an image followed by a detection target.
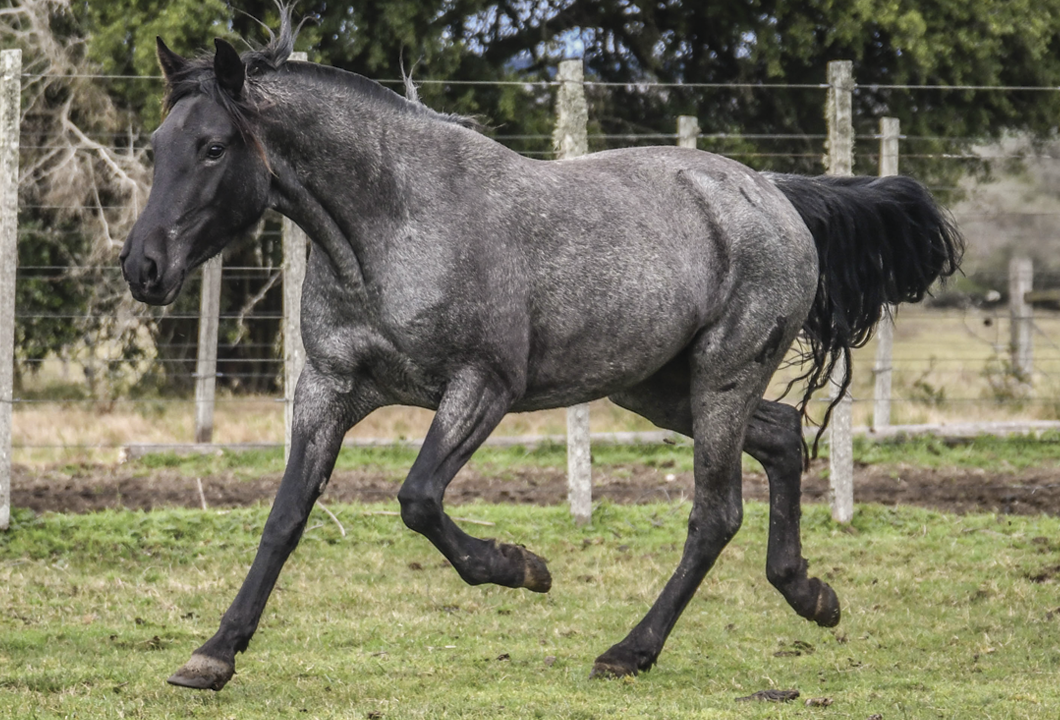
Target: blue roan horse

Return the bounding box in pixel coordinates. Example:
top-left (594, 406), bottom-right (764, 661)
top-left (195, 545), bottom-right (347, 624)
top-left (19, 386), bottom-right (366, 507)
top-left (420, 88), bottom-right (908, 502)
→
top-left (120, 11), bottom-right (962, 690)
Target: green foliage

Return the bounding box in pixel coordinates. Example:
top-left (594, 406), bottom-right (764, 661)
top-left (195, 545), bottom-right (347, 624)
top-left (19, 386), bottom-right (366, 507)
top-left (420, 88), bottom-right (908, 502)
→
top-left (982, 356), bottom-right (1033, 407)
top-left (13, 216), bottom-right (90, 381)
top-left (123, 432), bottom-right (1060, 485)
top-left (79, 0), bottom-right (235, 128)
top-left (908, 362), bottom-right (947, 407)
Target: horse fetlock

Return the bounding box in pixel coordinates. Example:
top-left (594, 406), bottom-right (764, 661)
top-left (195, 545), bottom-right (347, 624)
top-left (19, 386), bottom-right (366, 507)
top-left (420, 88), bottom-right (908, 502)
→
top-left (167, 653), bottom-right (235, 691)
top-left (765, 556), bottom-right (809, 589)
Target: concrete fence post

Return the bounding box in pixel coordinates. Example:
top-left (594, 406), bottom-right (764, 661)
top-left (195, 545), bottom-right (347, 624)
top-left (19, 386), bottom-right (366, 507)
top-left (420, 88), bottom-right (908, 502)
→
top-left (1009, 257), bottom-right (1034, 381)
top-left (677, 115), bottom-right (699, 150)
top-left (0, 49), bottom-right (21, 531)
top-left (554, 58), bottom-right (592, 525)
top-left (284, 52), bottom-right (310, 462)
top-left (873, 117), bottom-right (899, 430)
top-left (194, 255), bottom-right (223, 443)
top-left (825, 60), bottom-right (854, 524)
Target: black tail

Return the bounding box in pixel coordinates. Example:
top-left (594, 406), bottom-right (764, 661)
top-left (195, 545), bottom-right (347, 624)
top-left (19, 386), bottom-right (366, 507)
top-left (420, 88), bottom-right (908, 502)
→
top-left (768, 174), bottom-right (964, 449)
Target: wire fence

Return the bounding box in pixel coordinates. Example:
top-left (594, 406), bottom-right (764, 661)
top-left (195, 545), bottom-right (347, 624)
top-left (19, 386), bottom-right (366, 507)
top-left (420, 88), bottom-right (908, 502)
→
top-left (7, 65), bottom-right (1060, 461)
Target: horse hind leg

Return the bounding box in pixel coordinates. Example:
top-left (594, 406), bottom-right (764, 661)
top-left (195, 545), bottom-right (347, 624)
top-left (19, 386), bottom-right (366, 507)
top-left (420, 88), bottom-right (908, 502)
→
top-left (745, 400), bottom-right (840, 627)
top-left (593, 338), bottom-right (777, 677)
top-left (396, 368), bottom-right (551, 593)
top-left (600, 363), bottom-right (840, 678)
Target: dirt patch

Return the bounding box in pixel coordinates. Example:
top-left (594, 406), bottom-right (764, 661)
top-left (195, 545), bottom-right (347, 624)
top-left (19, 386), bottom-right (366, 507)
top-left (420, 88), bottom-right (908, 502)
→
top-left (10, 459), bottom-right (1060, 516)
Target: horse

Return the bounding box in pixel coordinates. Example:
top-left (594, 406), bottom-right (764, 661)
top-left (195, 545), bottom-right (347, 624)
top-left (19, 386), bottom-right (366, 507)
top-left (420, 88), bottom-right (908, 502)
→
top-left (119, 10), bottom-right (962, 691)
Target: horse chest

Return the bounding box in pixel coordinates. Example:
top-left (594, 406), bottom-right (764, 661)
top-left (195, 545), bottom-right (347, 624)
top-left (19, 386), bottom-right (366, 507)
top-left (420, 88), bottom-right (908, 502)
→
top-left (300, 304), bottom-right (449, 407)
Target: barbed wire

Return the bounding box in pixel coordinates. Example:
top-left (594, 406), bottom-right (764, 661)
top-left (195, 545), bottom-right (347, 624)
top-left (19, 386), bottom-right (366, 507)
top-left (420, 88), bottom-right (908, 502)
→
top-left (22, 72), bottom-right (1060, 93)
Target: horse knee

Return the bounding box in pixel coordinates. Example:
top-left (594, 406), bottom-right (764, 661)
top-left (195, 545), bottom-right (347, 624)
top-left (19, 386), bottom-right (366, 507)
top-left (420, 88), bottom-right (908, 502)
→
top-left (689, 502), bottom-right (743, 549)
top-left (717, 504), bottom-right (744, 544)
top-left (397, 488), bottom-right (441, 535)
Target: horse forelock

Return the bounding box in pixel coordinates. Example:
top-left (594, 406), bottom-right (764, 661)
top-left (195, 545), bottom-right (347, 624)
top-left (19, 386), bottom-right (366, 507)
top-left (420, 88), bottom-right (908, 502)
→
top-left (161, 2), bottom-right (297, 131)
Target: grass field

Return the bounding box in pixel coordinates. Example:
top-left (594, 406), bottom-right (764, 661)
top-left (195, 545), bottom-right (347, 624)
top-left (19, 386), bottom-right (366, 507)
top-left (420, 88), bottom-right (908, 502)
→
top-left (2, 498), bottom-right (1058, 719)
top-left (129, 430), bottom-right (1060, 477)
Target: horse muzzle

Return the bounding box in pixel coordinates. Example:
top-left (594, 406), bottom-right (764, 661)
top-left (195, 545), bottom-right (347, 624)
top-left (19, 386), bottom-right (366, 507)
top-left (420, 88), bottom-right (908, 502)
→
top-left (119, 227), bottom-right (187, 306)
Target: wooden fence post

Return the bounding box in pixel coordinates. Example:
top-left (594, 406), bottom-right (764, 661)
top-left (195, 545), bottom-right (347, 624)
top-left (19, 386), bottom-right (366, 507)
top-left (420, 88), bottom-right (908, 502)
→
top-left (825, 60), bottom-right (854, 524)
top-left (1009, 257), bottom-right (1033, 381)
top-left (872, 117), bottom-right (899, 430)
top-left (0, 49), bottom-right (21, 531)
top-left (284, 52), bottom-right (310, 462)
top-left (554, 58), bottom-right (592, 525)
top-left (194, 255), bottom-right (223, 443)
top-left (678, 115), bottom-right (699, 150)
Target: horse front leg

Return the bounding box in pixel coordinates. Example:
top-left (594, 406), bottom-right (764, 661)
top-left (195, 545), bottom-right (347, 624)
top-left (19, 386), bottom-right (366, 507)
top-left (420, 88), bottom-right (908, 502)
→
top-left (397, 369), bottom-right (551, 593)
top-left (167, 366), bottom-right (379, 691)
top-left (744, 400), bottom-right (840, 627)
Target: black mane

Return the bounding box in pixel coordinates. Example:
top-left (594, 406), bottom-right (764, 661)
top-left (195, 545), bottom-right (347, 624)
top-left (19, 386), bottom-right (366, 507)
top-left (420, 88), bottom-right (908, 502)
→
top-left (162, 4), bottom-right (477, 136)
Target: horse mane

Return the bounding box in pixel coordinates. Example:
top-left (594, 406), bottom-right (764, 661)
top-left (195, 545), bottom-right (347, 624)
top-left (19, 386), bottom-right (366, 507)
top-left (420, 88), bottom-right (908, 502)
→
top-left (161, 3), bottom-right (478, 139)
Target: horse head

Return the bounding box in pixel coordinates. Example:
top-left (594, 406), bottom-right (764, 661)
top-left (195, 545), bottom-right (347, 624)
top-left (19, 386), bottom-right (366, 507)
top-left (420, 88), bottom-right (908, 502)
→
top-left (120, 38), bottom-right (272, 305)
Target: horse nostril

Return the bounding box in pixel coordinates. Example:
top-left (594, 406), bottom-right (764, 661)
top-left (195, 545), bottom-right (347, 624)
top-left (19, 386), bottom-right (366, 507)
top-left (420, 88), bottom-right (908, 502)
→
top-left (143, 254), bottom-right (160, 288)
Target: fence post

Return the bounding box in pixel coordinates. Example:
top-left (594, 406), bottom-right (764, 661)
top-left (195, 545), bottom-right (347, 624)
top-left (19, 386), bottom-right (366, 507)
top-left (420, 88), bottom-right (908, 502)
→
top-left (194, 255), bottom-right (223, 443)
top-left (284, 51), bottom-right (310, 462)
top-left (872, 117), bottom-right (899, 430)
top-left (553, 58), bottom-right (592, 526)
top-left (1009, 257), bottom-right (1033, 381)
top-left (0, 49), bottom-right (21, 532)
top-left (677, 115), bottom-right (699, 150)
top-left (825, 60), bottom-right (854, 524)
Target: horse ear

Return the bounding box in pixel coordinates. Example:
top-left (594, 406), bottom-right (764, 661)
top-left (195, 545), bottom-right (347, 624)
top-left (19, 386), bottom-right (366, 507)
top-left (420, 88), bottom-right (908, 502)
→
top-left (156, 37), bottom-right (188, 81)
top-left (214, 38), bottom-right (246, 98)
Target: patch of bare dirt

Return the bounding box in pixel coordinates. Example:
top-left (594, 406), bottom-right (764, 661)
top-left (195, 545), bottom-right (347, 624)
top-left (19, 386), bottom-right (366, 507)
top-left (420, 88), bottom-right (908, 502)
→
top-left (10, 459), bottom-right (1060, 516)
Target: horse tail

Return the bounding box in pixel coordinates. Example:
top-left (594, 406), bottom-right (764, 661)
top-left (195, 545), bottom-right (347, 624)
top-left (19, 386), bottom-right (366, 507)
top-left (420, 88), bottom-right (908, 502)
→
top-left (767, 173), bottom-right (964, 450)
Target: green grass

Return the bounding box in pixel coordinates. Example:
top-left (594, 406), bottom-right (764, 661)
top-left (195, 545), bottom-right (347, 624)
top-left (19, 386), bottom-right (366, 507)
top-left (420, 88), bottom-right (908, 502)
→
top-left (131, 440), bottom-right (701, 480)
top-left (128, 431), bottom-right (1060, 482)
top-left (848, 432), bottom-right (1060, 471)
top-left (2, 501), bottom-right (1058, 719)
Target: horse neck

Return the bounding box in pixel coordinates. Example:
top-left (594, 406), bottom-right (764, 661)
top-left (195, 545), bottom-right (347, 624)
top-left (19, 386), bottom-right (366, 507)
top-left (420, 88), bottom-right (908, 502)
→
top-left (258, 74), bottom-right (448, 280)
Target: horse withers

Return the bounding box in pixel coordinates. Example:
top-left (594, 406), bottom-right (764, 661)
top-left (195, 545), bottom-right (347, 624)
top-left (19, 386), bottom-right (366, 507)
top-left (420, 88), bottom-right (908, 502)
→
top-left (120, 9), bottom-right (962, 690)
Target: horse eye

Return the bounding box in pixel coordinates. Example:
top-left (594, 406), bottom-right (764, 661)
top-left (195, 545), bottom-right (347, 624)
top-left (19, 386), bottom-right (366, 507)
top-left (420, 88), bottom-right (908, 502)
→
top-left (206, 144), bottom-right (226, 160)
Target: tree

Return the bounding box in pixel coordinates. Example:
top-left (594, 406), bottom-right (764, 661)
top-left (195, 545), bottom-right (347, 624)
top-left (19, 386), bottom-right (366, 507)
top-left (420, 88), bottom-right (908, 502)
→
top-left (2, 0), bottom-right (151, 395)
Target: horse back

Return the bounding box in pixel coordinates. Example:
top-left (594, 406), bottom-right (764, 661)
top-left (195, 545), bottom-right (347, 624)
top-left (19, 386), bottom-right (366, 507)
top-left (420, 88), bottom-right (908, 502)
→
top-left (502, 147), bottom-right (819, 407)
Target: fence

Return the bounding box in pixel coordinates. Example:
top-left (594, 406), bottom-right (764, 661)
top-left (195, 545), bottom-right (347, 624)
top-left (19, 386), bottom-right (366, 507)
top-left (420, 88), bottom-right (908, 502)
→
top-left (4, 54), bottom-right (1060, 529)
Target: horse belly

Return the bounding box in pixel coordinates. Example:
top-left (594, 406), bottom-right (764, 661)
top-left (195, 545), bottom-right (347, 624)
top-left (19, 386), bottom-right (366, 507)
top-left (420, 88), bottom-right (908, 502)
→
top-left (517, 282), bottom-right (704, 410)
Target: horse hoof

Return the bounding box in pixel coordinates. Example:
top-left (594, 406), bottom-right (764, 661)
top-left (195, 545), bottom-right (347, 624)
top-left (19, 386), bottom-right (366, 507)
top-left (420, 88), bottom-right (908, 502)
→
top-left (516, 545), bottom-right (552, 593)
top-left (589, 646), bottom-right (648, 679)
top-left (494, 542), bottom-right (552, 593)
top-left (589, 659), bottom-right (636, 679)
top-left (167, 653), bottom-right (234, 691)
top-left (812, 581), bottom-right (841, 628)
